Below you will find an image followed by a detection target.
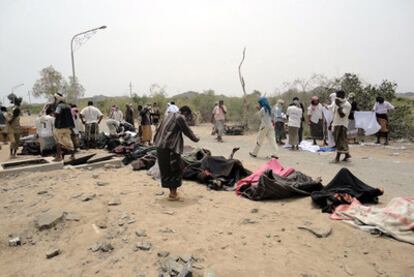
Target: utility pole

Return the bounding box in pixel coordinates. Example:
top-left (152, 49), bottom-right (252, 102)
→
top-left (27, 90), bottom-right (32, 115)
top-left (129, 82), bottom-right (133, 98)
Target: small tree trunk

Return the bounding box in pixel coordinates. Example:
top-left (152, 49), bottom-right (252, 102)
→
top-left (238, 47), bottom-right (248, 130)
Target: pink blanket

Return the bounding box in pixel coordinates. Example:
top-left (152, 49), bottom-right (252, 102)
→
top-left (235, 158), bottom-right (295, 195)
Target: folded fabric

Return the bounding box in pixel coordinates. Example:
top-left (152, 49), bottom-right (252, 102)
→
top-left (354, 111), bottom-right (381, 136)
top-left (311, 168), bottom-right (383, 213)
top-left (333, 197), bottom-right (414, 245)
top-left (235, 158), bottom-right (295, 195)
top-left (299, 140), bottom-right (320, 153)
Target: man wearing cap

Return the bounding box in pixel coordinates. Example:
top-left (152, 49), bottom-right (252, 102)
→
top-left (53, 93), bottom-right (75, 161)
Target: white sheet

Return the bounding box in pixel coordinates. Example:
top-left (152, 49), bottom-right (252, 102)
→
top-left (354, 111), bottom-right (381, 136)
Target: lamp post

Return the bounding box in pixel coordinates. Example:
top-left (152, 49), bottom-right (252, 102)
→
top-left (11, 83), bottom-right (24, 94)
top-left (70, 25), bottom-right (107, 100)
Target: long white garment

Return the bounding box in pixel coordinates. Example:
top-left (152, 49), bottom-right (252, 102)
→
top-left (252, 126), bottom-right (278, 156)
top-left (322, 107), bottom-right (335, 147)
top-left (354, 111), bottom-right (381, 136)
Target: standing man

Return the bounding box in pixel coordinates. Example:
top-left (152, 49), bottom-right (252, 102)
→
top-left (5, 94), bottom-right (22, 158)
top-left (53, 93), bottom-right (75, 161)
top-left (293, 97), bottom-right (305, 143)
top-left (286, 101), bottom-right (303, 151)
top-left (35, 109), bottom-right (55, 155)
top-left (249, 97), bottom-right (278, 158)
top-left (307, 96), bottom-right (324, 145)
top-left (150, 102), bottom-right (160, 126)
top-left (154, 106), bottom-right (199, 201)
top-left (347, 93), bottom-right (359, 144)
top-left (373, 96), bottom-right (394, 145)
top-left (332, 90), bottom-right (352, 162)
top-left (211, 100), bottom-right (227, 142)
top-left (109, 105), bottom-right (123, 122)
top-left (140, 104), bottom-right (152, 145)
top-left (0, 106), bottom-right (8, 147)
top-left (80, 101), bottom-right (103, 149)
top-left (272, 99), bottom-right (286, 145)
top-left (125, 104), bottom-right (135, 126)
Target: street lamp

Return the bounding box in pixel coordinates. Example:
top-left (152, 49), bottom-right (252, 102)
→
top-left (70, 25), bottom-right (107, 99)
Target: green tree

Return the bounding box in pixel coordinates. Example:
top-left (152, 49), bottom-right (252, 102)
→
top-left (63, 76), bottom-right (85, 103)
top-left (32, 66), bottom-right (66, 98)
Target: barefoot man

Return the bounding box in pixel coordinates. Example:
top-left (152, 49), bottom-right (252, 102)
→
top-left (153, 106), bottom-right (199, 201)
top-left (331, 90), bottom-right (352, 163)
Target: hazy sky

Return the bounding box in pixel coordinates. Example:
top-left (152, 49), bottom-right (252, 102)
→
top-left (1, 0), bottom-right (413, 103)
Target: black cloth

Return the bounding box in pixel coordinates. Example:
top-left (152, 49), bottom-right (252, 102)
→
top-left (349, 101), bottom-right (358, 120)
top-left (0, 111), bottom-right (5, 125)
top-left (182, 156), bottom-right (251, 189)
top-left (131, 154), bottom-right (157, 170)
top-left (157, 147), bottom-right (183, 189)
top-left (125, 108), bottom-right (134, 126)
top-left (54, 102), bottom-right (75, 129)
top-left (311, 168), bottom-right (383, 213)
top-left (140, 108), bottom-right (151, 125)
top-left (239, 170), bottom-right (323, 201)
top-left (122, 146), bottom-right (157, 165)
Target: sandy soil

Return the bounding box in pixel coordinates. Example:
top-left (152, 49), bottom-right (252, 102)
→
top-left (0, 118), bottom-right (413, 276)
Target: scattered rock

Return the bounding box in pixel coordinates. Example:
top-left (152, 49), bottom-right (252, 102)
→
top-left (127, 219), bottom-right (136, 224)
top-left (90, 243), bottom-right (101, 252)
top-left (158, 251), bottom-right (170, 258)
top-left (8, 237), bottom-right (21, 247)
top-left (71, 192), bottom-right (83, 199)
top-left (96, 181), bottom-right (108, 186)
top-left (159, 227), bottom-right (175, 233)
top-left (108, 197), bottom-right (121, 206)
top-left (159, 256), bottom-right (192, 277)
top-left (135, 242), bottom-right (152, 251)
top-left (180, 254), bottom-right (194, 263)
top-left (297, 225), bottom-right (332, 238)
top-left (65, 212), bottom-right (81, 221)
top-left (81, 193), bottom-right (96, 202)
top-left (241, 218), bottom-right (257, 224)
top-left (204, 268), bottom-right (216, 277)
top-left (100, 241), bottom-right (114, 252)
top-left (343, 264), bottom-right (354, 276)
top-left (37, 190), bottom-right (48, 195)
top-left (35, 210), bottom-right (65, 230)
top-left (46, 248), bottom-right (61, 259)
top-left (163, 211), bottom-right (175, 215)
top-left (92, 173), bottom-right (99, 179)
top-left (250, 208), bottom-right (259, 213)
top-left (193, 264), bottom-right (204, 270)
top-left (155, 191), bottom-right (165, 196)
top-left (135, 229), bottom-right (147, 237)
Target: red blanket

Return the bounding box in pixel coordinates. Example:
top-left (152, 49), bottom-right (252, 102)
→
top-left (235, 158), bottom-right (295, 195)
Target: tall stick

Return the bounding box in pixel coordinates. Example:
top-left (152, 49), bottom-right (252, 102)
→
top-left (238, 47), bottom-right (248, 130)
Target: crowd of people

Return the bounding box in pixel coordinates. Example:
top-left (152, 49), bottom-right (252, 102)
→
top-left (0, 90), bottom-right (395, 199)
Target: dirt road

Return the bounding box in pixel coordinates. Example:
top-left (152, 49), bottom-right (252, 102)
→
top-left (0, 122), bottom-right (413, 276)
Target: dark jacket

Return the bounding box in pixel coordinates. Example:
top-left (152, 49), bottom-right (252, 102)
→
top-left (54, 102), bottom-right (75, 129)
top-left (153, 113), bottom-right (198, 154)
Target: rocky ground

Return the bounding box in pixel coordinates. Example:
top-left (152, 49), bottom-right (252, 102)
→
top-left (0, 119), bottom-right (413, 276)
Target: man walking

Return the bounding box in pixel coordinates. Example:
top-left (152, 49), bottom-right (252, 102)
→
top-left (211, 100), bottom-right (227, 142)
top-left (332, 90), bottom-right (352, 162)
top-left (80, 101), bottom-right (103, 148)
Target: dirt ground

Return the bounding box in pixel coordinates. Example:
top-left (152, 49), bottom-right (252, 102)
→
top-left (0, 117), bottom-right (413, 277)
